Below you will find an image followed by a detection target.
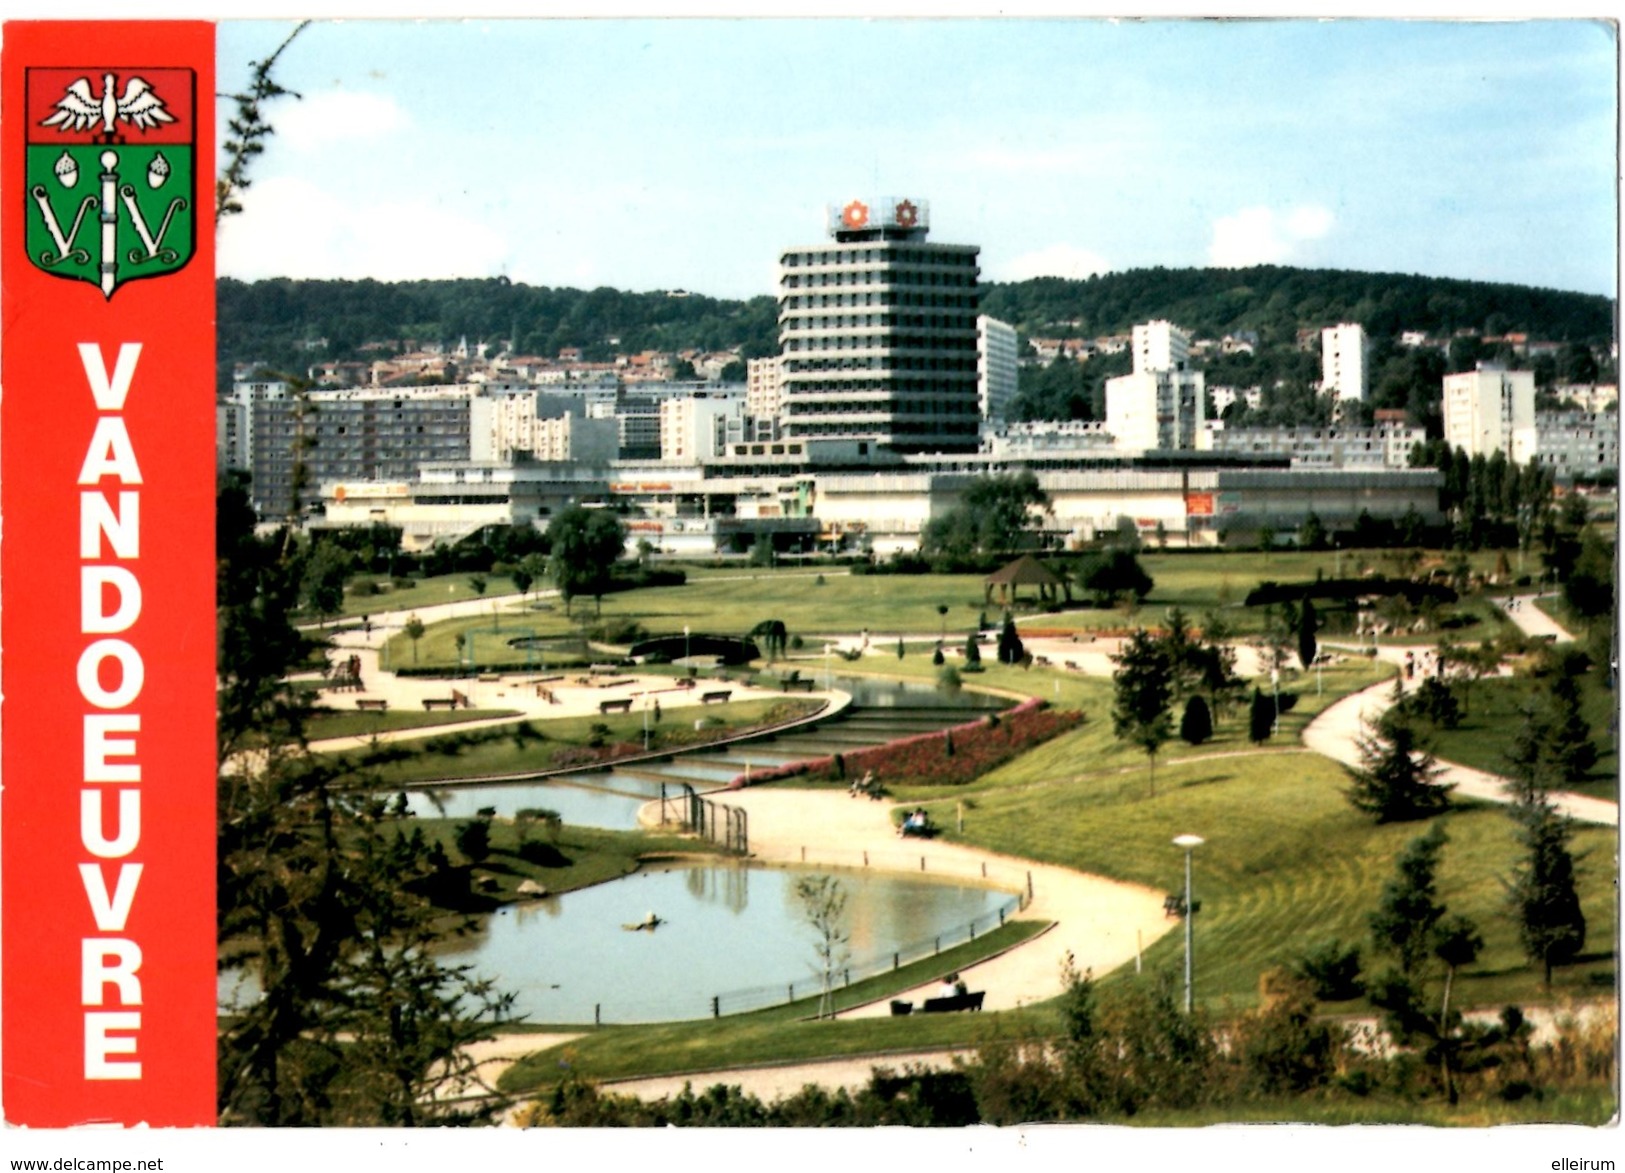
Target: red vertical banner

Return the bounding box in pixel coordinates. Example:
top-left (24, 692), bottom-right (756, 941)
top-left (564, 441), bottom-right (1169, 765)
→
top-left (3, 22), bottom-right (216, 1125)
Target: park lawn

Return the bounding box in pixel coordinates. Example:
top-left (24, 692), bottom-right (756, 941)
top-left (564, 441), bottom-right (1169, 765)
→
top-left (1427, 670), bottom-right (1618, 800)
top-left (337, 698), bottom-right (821, 786)
top-left (820, 656), bottom-right (1392, 806)
top-left (496, 920), bottom-right (1053, 1092)
top-left (336, 573), bottom-right (522, 619)
top-left (933, 750), bottom-right (1616, 1013)
top-left (305, 706), bottom-right (522, 740)
top-left (373, 548), bottom-right (1543, 664)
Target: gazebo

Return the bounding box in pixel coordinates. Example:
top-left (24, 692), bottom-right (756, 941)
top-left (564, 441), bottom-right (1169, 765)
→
top-left (983, 555), bottom-right (1071, 607)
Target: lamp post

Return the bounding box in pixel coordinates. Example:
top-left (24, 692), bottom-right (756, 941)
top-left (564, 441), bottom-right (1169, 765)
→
top-left (684, 624), bottom-right (691, 667)
top-left (1172, 834), bottom-right (1204, 1013)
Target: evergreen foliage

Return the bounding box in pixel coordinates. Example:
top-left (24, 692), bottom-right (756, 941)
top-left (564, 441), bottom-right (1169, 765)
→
top-left (1178, 695), bottom-right (1213, 746)
top-left (1344, 715), bottom-right (1453, 822)
top-left (996, 615), bottom-right (1025, 665)
top-left (1247, 688), bottom-right (1274, 743)
top-left (1110, 628), bottom-right (1174, 795)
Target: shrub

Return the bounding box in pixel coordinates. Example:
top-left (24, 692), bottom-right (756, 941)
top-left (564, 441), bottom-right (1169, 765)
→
top-left (932, 647), bottom-right (946, 666)
top-left (454, 817), bottom-right (491, 863)
top-left (1292, 939), bottom-right (1365, 1001)
top-left (1179, 695), bottom-right (1212, 745)
top-left (1248, 688), bottom-right (1274, 742)
top-left (938, 665), bottom-right (962, 692)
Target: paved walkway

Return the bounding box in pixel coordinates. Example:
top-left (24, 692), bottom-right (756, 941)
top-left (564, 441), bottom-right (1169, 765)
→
top-left (311, 589), bottom-right (1614, 1106)
top-left (301, 591), bottom-right (794, 755)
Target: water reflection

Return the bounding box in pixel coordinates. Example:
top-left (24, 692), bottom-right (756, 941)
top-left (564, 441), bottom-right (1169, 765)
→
top-left (435, 863), bottom-right (1008, 1023)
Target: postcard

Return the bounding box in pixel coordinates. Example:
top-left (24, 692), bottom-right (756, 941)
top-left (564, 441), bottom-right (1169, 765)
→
top-left (2, 13), bottom-right (1618, 1170)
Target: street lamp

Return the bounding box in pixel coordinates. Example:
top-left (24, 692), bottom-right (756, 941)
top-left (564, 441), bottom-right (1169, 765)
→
top-left (1172, 834), bottom-right (1204, 1013)
top-left (683, 624), bottom-right (691, 667)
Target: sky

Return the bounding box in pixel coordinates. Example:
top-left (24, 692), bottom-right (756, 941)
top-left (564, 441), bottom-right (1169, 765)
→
top-left (213, 17), bottom-right (1620, 302)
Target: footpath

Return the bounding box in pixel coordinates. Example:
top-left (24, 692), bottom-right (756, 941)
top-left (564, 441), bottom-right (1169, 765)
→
top-left (314, 590), bottom-right (1614, 1107)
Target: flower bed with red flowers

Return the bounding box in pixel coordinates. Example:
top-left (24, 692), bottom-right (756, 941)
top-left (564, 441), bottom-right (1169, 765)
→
top-left (735, 699), bottom-right (1086, 788)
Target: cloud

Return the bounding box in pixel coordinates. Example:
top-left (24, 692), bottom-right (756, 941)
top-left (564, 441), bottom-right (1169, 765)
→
top-left (272, 90), bottom-right (409, 150)
top-left (993, 243), bottom-right (1113, 282)
top-left (1208, 204), bottom-right (1334, 268)
top-left (217, 175), bottom-right (509, 282)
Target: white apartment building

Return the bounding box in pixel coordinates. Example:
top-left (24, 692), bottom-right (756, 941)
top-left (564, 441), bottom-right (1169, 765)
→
top-left (1322, 323), bottom-right (1368, 402)
top-left (1442, 366), bottom-right (1537, 462)
top-left (1106, 369), bottom-right (1206, 453)
top-left (985, 420), bottom-right (1114, 459)
top-left (1553, 383), bottom-right (1619, 413)
top-left (777, 196), bottom-right (982, 454)
top-left (1132, 320), bottom-right (1191, 375)
top-left (1532, 411), bottom-right (1619, 480)
top-left (469, 390), bottom-right (618, 465)
top-left (1203, 421), bottom-right (1426, 470)
top-left (660, 391), bottom-right (746, 463)
top-left (746, 355), bottom-right (785, 433)
top-left (977, 315), bottom-right (1020, 427)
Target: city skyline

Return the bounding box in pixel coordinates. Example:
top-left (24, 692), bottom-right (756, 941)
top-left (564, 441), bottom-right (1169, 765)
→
top-left (214, 17), bottom-right (1619, 303)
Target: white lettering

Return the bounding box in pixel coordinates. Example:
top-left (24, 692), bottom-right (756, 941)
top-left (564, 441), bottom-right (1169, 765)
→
top-left (77, 417), bottom-right (143, 485)
top-left (77, 341), bottom-right (142, 411)
top-left (77, 638), bottom-right (143, 709)
top-left (84, 1010), bottom-right (142, 1080)
top-left (79, 863), bottom-right (143, 932)
top-left (82, 938), bottom-right (143, 1006)
top-left (80, 490), bottom-right (140, 559)
top-left (81, 788), bottom-right (140, 858)
top-left (84, 714), bottom-right (141, 782)
top-left (81, 565), bottom-right (142, 634)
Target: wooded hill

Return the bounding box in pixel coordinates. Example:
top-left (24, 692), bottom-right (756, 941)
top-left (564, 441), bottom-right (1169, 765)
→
top-left (978, 265), bottom-right (1614, 347)
top-left (219, 267), bottom-right (1614, 406)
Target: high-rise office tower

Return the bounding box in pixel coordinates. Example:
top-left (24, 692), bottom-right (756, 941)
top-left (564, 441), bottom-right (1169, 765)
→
top-left (776, 197), bottom-right (981, 454)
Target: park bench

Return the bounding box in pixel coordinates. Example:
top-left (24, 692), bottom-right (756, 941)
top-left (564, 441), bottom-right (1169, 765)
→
top-left (589, 663), bottom-right (621, 676)
top-left (700, 690), bottom-right (732, 704)
top-left (599, 697), bottom-right (634, 715)
top-left (781, 676), bottom-right (817, 691)
top-left (597, 678), bottom-right (634, 689)
top-left (354, 698), bottom-right (389, 712)
top-left (477, 673), bottom-right (501, 683)
top-left (920, 991), bottom-right (984, 1014)
top-left (422, 697), bottom-right (458, 711)
top-left (889, 1000), bottom-right (913, 1017)
top-left (900, 819), bottom-right (937, 839)
top-left (1163, 894), bottom-right (1201, 917)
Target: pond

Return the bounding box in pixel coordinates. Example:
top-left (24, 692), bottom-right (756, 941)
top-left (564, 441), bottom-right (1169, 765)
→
top-left (401, 776), bottom-right (656, 829)
top-left (436, 861), bottom-right (1016, 1023)
top-left (220, 862), bottom-right (1018, 1025)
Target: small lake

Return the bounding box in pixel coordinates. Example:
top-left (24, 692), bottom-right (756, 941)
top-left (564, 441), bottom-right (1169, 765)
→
top-left (438, 862), bottom-right (1013, 1023)
top-left (221, 862), bottom-right (1018, 1024)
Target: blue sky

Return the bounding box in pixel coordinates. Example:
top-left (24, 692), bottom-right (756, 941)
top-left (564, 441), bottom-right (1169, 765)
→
top-left (215, 18), bottom-right (1618, 300)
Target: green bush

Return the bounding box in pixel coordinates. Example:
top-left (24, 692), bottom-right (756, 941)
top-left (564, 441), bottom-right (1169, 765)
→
top-left (1292, 939), bottom-right (1365, 1001)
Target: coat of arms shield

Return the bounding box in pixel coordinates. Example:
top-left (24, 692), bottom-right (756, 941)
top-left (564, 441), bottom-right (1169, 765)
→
top-left (24, 66), bottom-right (196, 297)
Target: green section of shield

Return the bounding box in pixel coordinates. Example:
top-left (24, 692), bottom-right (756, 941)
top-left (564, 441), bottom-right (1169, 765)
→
top-left (24, 144), bottom-right (194, 295)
